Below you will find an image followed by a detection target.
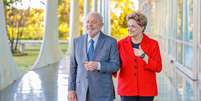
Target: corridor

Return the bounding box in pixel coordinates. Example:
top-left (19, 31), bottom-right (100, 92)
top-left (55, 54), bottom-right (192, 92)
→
top-left (0, 0), bottom-right (201, 100)
top-left (0, 56), bottom-right (180, 101)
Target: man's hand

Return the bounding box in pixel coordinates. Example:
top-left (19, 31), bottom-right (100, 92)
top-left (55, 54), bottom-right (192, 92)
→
top-left (84, 61), bottom-right (98, 71)
top-left (68, 91), bottom-right (77, 101)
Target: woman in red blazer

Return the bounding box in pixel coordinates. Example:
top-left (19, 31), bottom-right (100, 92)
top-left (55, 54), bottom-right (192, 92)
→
top-left (116, 12), bottom-right (162, 101)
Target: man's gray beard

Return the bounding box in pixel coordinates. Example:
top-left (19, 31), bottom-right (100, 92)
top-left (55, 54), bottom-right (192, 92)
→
top-left (87, 29), bottom-right (100, 35)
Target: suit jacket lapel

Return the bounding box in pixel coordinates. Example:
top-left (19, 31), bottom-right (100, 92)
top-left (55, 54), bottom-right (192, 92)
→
top-left (124, 36), bottom-right (137, 60)
top-left (93, 32), bottom-right (105, 60)
top-left (83, 34), bottom-right (88, 61)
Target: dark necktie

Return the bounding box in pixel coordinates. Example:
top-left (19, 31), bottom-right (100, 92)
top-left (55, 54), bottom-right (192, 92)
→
top-left (87, 39), bottom-right (94, 61)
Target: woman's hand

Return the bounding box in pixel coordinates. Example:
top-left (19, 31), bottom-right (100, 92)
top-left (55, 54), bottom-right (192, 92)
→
top-left (134, 45), bottom-right (144, 57)
top-left (134, 45), bottom-right (148, 63)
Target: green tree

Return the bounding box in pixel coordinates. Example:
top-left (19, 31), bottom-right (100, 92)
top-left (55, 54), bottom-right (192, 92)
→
top-left (3, 0), bottom-right (19, 7)
top-left (111, 0), bottom-right (136, 39)
top-left (3, 0), bottom-right (26, 54)
top-left (58, 0), bottom-right (70, 40)
top-left (5, 1), bottom-right (44, 54)
top-left (57, 0), bottom-right (84, 40)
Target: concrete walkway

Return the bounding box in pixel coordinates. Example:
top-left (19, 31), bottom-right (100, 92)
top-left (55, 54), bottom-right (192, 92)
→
top-left (0, 56), bottom-right (174, 101)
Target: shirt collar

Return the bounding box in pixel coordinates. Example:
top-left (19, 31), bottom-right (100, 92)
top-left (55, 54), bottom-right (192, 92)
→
top-left (87, 31), bottom-right (100, 43)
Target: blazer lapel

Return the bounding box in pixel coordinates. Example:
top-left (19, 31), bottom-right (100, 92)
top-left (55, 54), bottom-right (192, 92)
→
top-left (124, 36), bottom-right (137, 60)
top-left (93, 32), bottom-right (105, 60)
top-left (140, 33), bottom-right (149, 53)
top-left (83, 34), bottom-right (88, 61)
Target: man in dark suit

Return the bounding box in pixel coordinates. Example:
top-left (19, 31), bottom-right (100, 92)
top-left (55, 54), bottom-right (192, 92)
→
top-left (68, 12), bottom-right (120, 101)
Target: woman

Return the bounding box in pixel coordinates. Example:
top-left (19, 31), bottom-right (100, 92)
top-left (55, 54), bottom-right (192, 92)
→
top-left (117, 12), bottom-right (162, 101)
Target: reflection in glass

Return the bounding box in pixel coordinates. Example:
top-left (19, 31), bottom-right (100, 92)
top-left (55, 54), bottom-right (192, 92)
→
top-left (17, 71), bottom-right (42, 91)
top-left (57, 74), bottom-right (68, 101)
top-left (168, 39), bottom-right (172, 54)
top-left (183, 0), bottom-right (193, 42)
top-left (57, 58), bottom-right (68, 101)
top-left (176, 73), bottom-right (183, 101)
top-left (176, 43), bottom-right (183, 64)
top-left (177, 0), bottom-right (183, 40)
top-left (199, 89), bottom-right (201, 101)
top-left (187, 0), bottom-right (193, 42)
top-left (176, 73), bottom-right (194, 101)
top-left (184, 45), bottom-right (193, 69)
top-left (183, 81), bottom-right (193, 101)
top-left (199, 49), bottom-right (201, 75)
top-left (200, 34), bottom-right (201, 44)
top-left (168, 39), bottom-right (176, 57)
top-left (14, 71), bottom-right (45, 101)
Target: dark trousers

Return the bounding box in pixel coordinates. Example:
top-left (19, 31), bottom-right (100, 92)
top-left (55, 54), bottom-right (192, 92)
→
top-left (121, 96), bottom-right (154, 101)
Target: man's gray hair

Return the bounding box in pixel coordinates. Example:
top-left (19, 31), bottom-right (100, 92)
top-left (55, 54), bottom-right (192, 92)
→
top-left (87, 12), bottom-right (103, 24)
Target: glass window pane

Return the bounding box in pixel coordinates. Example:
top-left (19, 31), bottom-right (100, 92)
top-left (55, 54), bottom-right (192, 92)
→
top-left (183, 0), bottom-right (193, 42)
top-left (168, 39), bottom-right (172, 54)
top-left (200, 34), bottom-right (201, 44)
top-left (176, 73), bottom-right (194, 101)
top-left (182, 81), bottom-right (194, 101)
top-left (175, 73), bottom-right (182, 101)
top-left (184, 45), bottom-right (193, 69)
top-left (176, 42), bottom-right (183, 64)
top-left (199, 49), bottom-right (201, 75)
top-left (200, 37), bottom-right (201, 45)
top-left (168, 40), bottom-right (176, 57)
top-left (200, 88), bottom-right (201, 101)
top-left (177, 0), bottom-right (183, 40)
top-left (187, 0), bottom-right (193, 42)
top-left (200, 31), bottom-right (201, 44)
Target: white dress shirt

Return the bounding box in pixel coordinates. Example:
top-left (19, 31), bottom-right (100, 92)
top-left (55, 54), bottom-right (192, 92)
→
top-left (87, 32), bottom-right (101, 70)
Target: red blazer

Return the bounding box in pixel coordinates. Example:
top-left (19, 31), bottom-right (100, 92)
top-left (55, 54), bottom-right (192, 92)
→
top-left (117, 34), bottom-right (162, 96)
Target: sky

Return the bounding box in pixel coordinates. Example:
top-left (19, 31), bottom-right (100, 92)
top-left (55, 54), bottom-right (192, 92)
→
top-left (13, 0), bottom-right (139, 10)
top-left (13, 0), bottom-right (46, 9)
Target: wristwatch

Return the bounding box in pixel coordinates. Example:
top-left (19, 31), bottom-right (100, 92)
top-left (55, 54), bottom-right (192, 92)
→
top-left (140, 53), bottom-right (146, 59)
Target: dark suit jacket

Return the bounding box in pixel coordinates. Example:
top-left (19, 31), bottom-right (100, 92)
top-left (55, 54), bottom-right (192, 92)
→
top-left (68, 32), bottom-right (120, 101)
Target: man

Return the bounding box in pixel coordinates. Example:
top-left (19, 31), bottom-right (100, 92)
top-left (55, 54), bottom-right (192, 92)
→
top-left (68, 12), bottom-right (120, 101)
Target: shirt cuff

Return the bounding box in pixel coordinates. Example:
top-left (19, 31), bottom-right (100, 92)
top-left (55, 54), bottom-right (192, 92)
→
top-left (97, 62), bottom-right (101, 70)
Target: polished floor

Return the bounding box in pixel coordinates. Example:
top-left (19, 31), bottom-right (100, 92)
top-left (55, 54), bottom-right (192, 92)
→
top-left (0, 56), bottom-right (174, 101)
top-left (0, 56), bottom-right (69, 101)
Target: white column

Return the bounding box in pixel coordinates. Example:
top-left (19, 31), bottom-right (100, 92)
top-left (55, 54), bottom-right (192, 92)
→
top-left (0, 0), bottom-right (20, 90)
top-left (103, 0), bottom-right (110, 35)
top-left (83, 0), bottom-right (90, 33)
top-left (172, 0), bottom-right (177, 59)
top-left (192, 0), bottom-right (198, 80)
top-left (84, 0), bottom-right (90, 19)
top-left (97, 0), bottom-right (102, 14)
top-left (192, 0), bottom-right (199, 100)
top-left (143, 3), bottom-right (152, 34)
top-left (101, 0), bottom-right (105, 16)
top-left (92, 0), bottom-right (97, 12)
top-left (198, 1), bottom-right (201, 100)
top-left (68, 0), bottom-right (80, 54)
top-left (33, 0), bottom-right (62, 69)
top-left (101, 0), bottom-right (105, 33)
top-left (100, 0), bottom-right (106, 34)
top-left (97, 0), bottom-right (110, 35)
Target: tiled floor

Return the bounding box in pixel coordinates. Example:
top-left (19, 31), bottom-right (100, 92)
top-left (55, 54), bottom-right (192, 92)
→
top-left (0, 56), bottom-right (69, 101)
top-left (0, 57), bottom-right (175, 101)
top-left (154, 72), bottom-right (176, 101)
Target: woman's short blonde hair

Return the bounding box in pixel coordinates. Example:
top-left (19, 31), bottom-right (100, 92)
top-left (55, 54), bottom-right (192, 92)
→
top-left (126, 12), bottom-right (147, 32)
